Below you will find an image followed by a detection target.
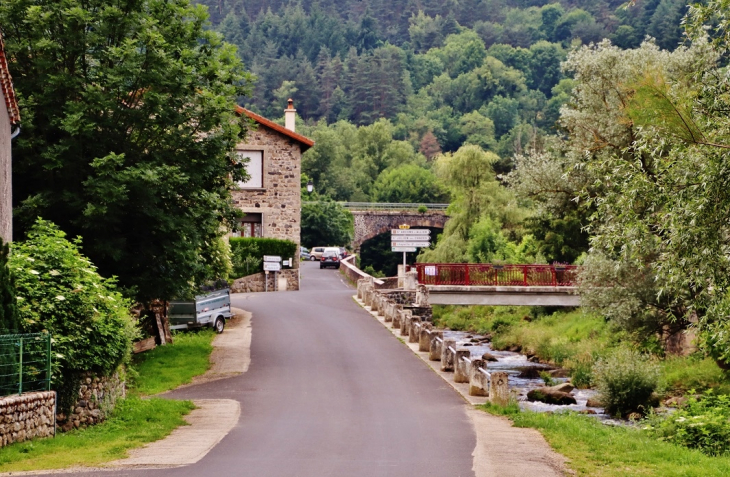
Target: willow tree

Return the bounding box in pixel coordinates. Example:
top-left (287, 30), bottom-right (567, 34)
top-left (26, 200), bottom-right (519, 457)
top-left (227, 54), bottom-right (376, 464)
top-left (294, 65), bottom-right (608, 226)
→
top-left (0, 0), bottom-right (252, 302)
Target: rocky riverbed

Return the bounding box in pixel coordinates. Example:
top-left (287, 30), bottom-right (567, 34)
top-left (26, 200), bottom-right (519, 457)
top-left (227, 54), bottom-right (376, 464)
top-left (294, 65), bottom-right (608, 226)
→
top-left (444, 330), bottom-right (607, 416)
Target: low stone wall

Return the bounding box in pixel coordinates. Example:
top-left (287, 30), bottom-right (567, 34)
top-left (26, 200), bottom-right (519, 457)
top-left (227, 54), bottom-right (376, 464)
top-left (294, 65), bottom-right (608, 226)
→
top-left (230, 269), bottom-right (299, 293)
top-left (0, 391), bottom-right (56, 447)
top-left (360, 283), bottom-right (509, 405)
top-left (57, 371), bottom-right (125, 432)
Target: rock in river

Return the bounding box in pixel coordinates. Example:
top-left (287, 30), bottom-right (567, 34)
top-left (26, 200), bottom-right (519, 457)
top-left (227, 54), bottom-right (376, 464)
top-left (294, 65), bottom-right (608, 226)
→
top-left (482, 352), bottom-right (499, 362)
top-left (527, 387), bottom-right (577, 405)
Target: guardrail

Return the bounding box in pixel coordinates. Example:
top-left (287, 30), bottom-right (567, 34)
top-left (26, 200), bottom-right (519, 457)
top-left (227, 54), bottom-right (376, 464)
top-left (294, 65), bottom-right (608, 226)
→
top-left (0, 333), bottom-right (52, 397)
top-left (415, 263), bottom-right (579, 287)
top-left (303, 201), bottom-right (450, 211)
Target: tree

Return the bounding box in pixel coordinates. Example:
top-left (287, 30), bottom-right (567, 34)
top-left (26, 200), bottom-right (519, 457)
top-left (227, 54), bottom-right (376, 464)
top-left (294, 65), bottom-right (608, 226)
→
top-left (0, 239), bottom-right (18, 333)
top-left (371, 164), bottom-right (449, 203)
top-left (301, 200), bottom-right (354, 248)
top-left (1, 0), bottom-right (252, 303)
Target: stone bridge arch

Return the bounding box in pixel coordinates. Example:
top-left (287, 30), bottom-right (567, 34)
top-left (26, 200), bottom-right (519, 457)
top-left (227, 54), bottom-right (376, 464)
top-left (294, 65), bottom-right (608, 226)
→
top-left (351, 211), bottom-right (448, 251)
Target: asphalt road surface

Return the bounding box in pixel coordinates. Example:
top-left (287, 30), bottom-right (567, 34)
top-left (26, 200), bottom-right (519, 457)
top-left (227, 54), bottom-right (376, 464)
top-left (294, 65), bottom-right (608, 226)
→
top-left (69, 262), bottom-right (477, 477)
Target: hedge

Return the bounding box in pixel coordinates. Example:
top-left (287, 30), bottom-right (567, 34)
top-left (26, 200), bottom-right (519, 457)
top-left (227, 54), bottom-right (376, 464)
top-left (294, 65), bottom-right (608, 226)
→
top-left (229, 237), bottom-right (298, 278)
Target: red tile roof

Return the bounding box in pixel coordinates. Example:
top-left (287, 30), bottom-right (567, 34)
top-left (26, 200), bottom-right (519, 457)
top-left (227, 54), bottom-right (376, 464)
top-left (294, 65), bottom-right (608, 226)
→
top-left (235, 105), bottom-right (314, 151)
top-left (0, 30), bottom-right (20, 125)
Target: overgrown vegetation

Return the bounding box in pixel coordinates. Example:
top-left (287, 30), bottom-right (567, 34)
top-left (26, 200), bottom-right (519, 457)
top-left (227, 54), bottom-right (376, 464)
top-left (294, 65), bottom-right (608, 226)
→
top-left (0, 397), bottom-right (193, 472)
top-left (593, 348), bottom-right (661, 417)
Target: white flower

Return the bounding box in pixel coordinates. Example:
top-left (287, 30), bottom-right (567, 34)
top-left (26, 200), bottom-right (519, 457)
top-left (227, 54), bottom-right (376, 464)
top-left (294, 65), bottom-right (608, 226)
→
top-left (49, 270), bottom-right (60, 276)
top-left (30, 270), bottom-right (40, 275)
top-left (55, 295), bottom-right (65, 301)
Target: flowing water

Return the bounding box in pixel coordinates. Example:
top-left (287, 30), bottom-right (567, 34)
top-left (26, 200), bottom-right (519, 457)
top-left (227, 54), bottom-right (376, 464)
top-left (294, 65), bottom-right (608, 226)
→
top-left (444, 330), bottom-right (607, 416)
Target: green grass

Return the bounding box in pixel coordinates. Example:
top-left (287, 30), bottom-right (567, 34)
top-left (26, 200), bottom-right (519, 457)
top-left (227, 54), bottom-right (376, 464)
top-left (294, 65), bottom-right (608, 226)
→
top-left (660, 355), bottom-right (730, 395)
top-left (131, 329), bottom-right (216, 395)
top-left (481, 404), bottom-right (730, 476)
top-left (0, 397), bottom-right (194, 472)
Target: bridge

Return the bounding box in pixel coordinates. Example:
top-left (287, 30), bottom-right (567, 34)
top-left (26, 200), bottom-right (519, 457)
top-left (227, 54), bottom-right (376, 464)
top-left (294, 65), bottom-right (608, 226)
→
top-left (414, 263), bottom-right (580, 307)
top-left (304, 202), bottom-right (450, 252)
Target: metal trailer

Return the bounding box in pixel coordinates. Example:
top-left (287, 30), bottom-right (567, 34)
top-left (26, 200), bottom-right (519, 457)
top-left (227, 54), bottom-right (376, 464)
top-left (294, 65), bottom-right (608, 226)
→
top-left (168, 289), bottom-right (233, 333)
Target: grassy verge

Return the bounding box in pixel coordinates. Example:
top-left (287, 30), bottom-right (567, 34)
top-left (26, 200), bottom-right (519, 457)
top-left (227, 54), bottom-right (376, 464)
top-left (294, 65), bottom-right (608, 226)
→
top-left (0, 397), bottom-right (194, 472)
top-left (434, 305), bottom-right (730, 393)
top-left (131, 328), bottom-right (216, 395)
top-left (481, 403), bottom-right (730, 476)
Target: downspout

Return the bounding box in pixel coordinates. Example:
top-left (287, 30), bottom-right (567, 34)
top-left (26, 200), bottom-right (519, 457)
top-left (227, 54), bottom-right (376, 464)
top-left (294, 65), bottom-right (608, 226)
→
top-left (10, 125), bottom-right (20, 140)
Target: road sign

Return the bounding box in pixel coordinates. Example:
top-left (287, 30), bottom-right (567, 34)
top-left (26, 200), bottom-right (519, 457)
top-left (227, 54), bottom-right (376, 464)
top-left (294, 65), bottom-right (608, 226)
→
top-left (392, 246), bottom-right (417, 252)
top-left (391, 235), bottom-right (430, 242)
top-left (392, 241), bottom-right (431, 248)
top-left (263, 255), bottom-right (281, 262)
top-left (263, 262), bottom-right (282, 271)
top-left (391, 229), bottom-right (431, 235)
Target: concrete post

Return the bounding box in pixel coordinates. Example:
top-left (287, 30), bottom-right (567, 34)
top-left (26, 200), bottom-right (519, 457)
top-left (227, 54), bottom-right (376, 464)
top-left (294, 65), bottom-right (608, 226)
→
top-left (404, 270), bottom-right (418, 291)
top-left (357, 279), bottom-right (363, 299)
top-left (441, 339), bottom-right (456, 372)
top-left (429, 331), bottom-right (443, 361)
top-left (408, 317), bottom-right (420, 343)
top-left (468, 359), bottom-right (489, 396)
top-left (419, 323), bottom-right (433, 352)
top-left (416, 284), bottom-right (429, 307)
top-left (490, 371), bottom-right (509, 406)
top-left (454, 349), bottom-right (471, 383)
top-left (383, 302), bottom-right (393, 323)
top-left (400, 310), bottom-right (410, 336)
top-left (392, 308), bottom-right (402, 329)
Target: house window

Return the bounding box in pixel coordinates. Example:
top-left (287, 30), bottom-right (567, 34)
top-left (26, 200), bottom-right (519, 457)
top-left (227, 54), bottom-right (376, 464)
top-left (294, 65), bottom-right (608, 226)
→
top-left (234, 213), bottom-right (263, 238)
top-left (237, 150), bottom-right (263, 189)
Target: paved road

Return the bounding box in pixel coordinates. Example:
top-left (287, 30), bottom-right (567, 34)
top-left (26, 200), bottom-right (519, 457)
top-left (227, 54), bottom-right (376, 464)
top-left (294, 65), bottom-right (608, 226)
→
top-left (78, 262), bottom-right (477, 476)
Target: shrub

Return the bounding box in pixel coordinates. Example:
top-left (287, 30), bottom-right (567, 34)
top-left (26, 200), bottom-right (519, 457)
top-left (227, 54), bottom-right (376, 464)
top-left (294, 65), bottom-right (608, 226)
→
top-left (229, 237), bottom-right (297, 277)
top-left (593, 348), bottom-right (660, 417)
top-left (645, 391), bottom-right (730, 456)
top-left (10, 219), bottom-right (137, 409)
top-left (0, 239), bottom-right (18, 333)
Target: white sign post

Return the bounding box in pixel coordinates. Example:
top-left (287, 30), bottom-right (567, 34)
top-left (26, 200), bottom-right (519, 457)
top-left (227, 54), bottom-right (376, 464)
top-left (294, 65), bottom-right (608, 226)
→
top-left (263, 256), bottom-right (282, 291)
top-left (390, 227), bottom-right (431, 274)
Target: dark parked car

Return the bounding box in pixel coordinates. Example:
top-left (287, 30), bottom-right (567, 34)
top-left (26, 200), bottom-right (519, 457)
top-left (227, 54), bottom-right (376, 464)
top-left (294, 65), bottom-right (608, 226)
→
top-left (338, 247), bottom-right (348, 259)
top-left (300, 246), bottom-right (311, 261)
top-left (320, 250), bottom-right (340, 269)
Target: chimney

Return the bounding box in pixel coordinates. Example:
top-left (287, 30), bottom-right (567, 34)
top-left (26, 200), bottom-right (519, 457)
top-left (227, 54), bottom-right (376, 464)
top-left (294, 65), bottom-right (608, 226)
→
top-left (285, 98), bottom-right (296, 132)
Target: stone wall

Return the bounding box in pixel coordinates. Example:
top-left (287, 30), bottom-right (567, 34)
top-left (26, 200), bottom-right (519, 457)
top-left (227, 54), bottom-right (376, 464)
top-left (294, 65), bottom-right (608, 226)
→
top-left (56, 371), bottom-right (125, 432)
top-left (0, 391), bottom-right (55, 447)
top-left (230, 269), bottom-right (300, 293)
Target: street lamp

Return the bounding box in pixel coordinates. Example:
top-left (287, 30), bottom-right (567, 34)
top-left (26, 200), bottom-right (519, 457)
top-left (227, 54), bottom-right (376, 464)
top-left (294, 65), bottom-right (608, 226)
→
top-left (306, 180), bottom-right (314, 193)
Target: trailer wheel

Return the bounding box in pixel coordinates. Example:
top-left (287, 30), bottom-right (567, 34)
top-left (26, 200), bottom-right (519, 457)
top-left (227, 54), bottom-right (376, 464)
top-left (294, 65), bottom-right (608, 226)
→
top-left (214, 316), bottom-right (225, 334)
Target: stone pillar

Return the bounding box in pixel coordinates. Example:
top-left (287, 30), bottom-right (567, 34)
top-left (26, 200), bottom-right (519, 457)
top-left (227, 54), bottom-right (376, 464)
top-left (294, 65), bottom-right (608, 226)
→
top-left (393, 308), bottom-right (402, 329)
top-left (409, 317), bottom-right (420, 343)
top-left (416, 284), bottom-right (429, 306)
top-left (441, 339), bottom-right (456, 372)
top-left (454, 349), bottom-right (471, 383)
top-left (404, 270), bottom-right (418, 291)
top-left (490, 371), bottom-right (509, 406)
top-left (400, 310), bottom-right (410, 336)
top-left (468, 359), bottom-right (489, 396)
top-left (419, 323), bottom-right (433, 352)
top-left (429, 331), bottom-right (443, 361)
top-left (383, 303), bottom-right (394, 323)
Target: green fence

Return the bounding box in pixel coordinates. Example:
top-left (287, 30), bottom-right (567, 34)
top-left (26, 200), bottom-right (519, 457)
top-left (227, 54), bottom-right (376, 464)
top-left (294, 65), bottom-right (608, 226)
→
top-left (0, 333), bottom-right (51, 397)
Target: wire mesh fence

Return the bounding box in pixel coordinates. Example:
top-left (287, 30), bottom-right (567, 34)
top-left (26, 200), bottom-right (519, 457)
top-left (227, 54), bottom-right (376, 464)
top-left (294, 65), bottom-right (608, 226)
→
top-left (0, 333), bottom-right (51, 397)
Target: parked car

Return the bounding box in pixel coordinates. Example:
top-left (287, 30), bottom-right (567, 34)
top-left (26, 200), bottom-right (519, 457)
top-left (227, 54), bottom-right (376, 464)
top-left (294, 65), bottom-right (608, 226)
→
top-left (310, 246), bottom-right (326, 260)
top-left (338, 247), bottom-right (348, 259)
top-left (300, 246), bottom-right (311, 261)
top-left (320, 249), bottom-right (340, 269)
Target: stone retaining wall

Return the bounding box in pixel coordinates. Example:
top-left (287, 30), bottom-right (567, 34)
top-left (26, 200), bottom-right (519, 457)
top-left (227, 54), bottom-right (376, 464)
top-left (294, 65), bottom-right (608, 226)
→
top-left (230, 269), bottom-right (299, 293)
top-left (0, 391), bottom-right (55, 447)
top-left (56, 371), bottom-right (125, 432)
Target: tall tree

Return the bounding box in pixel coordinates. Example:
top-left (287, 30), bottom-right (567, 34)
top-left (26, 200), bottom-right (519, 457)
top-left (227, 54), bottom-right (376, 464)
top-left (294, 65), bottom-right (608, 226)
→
top-left (1, 0), bottom-right (252, 302)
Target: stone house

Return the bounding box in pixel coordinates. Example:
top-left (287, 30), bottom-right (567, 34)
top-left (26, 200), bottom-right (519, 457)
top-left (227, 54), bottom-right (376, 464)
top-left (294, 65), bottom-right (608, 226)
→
top-left (232, 100), bottom-right (314, 289)
top-left (0, 30), bottom-right (20, 244)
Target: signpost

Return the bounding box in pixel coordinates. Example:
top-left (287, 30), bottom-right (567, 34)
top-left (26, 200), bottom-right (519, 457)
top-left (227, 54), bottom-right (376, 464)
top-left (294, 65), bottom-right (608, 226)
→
top-left (263, 255), bottom-right (282, 291)
top-left (390, 226), bottom-right (431, 274)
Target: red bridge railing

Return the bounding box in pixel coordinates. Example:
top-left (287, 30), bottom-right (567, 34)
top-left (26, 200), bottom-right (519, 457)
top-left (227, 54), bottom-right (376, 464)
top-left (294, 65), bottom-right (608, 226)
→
top-left (415, 263), bottom-right (579, 287)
